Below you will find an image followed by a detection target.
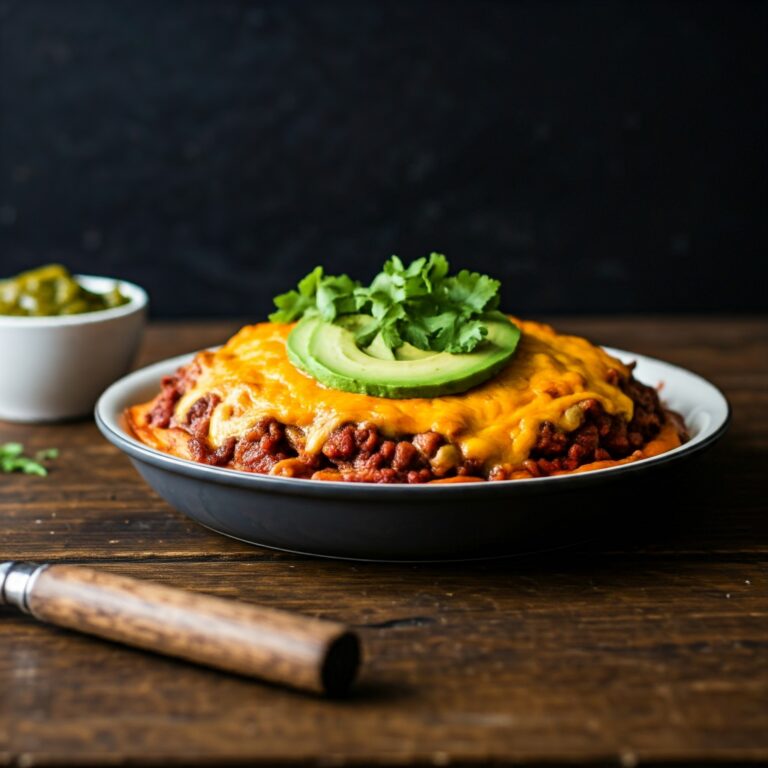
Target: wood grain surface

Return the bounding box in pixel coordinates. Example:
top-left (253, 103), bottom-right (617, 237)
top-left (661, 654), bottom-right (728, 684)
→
top-left (1, 317), bottom-right (766, 767)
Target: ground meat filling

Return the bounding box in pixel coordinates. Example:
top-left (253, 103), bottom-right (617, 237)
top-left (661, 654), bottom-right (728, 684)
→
top-left (524, 370), bottom-right (668, 477)
top-left (151, 369), bottom-right (674, 482)
top-left (233, 419), bottom-right (296, 474)
top-left (320, 424), bottom-right (438, 484)
top-left (147, 361), bottom-right (201, 428)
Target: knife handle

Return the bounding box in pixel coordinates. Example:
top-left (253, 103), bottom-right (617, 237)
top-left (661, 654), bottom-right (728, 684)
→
top-left (3, 563), bottom-right (360, 696)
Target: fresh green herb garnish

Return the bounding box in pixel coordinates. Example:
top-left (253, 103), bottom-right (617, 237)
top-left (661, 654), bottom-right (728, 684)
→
top-left (269, 254), bottom-right (507, 354)
top-left (0, 443), bottom-right (59, 476)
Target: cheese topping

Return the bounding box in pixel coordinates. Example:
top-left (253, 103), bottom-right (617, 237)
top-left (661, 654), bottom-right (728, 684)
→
top-left (168, 318), bottom-right (635, 471)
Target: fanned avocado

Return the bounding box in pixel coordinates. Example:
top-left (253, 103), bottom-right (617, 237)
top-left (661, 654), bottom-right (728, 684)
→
top-left (287, 315), bottom-right (521, 398)
top-left (364, 331), bottom-right (396, 361)
top-left (286, 316), bottom-right (325, 376)
top-left (394, 342), bottom-right (432, 361)
top-left (364, 331), bottom-right (433, 362)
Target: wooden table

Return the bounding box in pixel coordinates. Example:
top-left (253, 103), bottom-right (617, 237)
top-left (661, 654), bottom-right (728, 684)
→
top-left (1, 317), bottom-right (766, 767)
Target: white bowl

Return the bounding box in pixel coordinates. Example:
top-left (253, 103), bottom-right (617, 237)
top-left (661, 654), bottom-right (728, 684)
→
top-left (0, 275), bottom-right (148, 422)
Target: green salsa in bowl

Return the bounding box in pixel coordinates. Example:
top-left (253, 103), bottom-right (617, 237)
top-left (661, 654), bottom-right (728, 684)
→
top-left (0, 264), bottom-right (130, 317)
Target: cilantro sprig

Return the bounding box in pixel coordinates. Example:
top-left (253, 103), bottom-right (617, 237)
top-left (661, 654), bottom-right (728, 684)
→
top-left (0, 443), bottom-right (59, 476)
top-left (269, 254), bottom-right (507, 354)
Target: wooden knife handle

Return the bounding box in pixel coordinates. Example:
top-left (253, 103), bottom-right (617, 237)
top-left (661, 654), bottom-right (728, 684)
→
top-left (24, 564), bottom-right (360, 696)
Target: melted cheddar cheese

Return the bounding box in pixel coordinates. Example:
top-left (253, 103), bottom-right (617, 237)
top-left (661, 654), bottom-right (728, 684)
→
top-left (132, 318), bottom-right (664, 473)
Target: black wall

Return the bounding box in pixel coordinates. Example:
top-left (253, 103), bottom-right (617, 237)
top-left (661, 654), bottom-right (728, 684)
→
top-left (1, 1), bottom-right (765, 318)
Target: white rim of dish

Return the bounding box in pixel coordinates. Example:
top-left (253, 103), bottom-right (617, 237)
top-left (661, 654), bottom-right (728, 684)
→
top-left (96, 345), bottom-right (731, 492)
top-left (0, 274), bottom-right (148, 327)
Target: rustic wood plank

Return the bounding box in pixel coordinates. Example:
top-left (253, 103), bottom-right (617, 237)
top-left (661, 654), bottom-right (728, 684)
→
top-left (1, 559), bottom-right (766, 765)
top-left (1, 317), bottom-right (766, 766)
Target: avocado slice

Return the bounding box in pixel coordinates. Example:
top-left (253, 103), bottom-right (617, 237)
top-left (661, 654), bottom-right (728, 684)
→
top-left (286, 316), bottom-right (329, 380)
top-left (287, 315), bottom-right (521, 398)
top-left (394, 342), bottom-right (433, 361)
top-left (364, 331), bottom-right (396, 361)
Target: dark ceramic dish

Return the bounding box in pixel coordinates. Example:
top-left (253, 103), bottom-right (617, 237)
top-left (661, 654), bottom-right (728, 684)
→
top-left (95, 348), bottom-right (729, 561)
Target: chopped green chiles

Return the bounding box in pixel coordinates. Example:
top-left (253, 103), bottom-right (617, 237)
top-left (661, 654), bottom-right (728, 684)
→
top-left (0, 264), bottom-right (129, 316)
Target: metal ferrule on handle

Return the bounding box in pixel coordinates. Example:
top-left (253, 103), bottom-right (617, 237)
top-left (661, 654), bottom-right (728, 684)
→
top-left (0, 561), bottom-right (48, 613)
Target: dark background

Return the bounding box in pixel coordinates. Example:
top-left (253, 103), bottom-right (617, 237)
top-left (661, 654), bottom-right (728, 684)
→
top-left (0, 0), bottom-right (765, 318)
